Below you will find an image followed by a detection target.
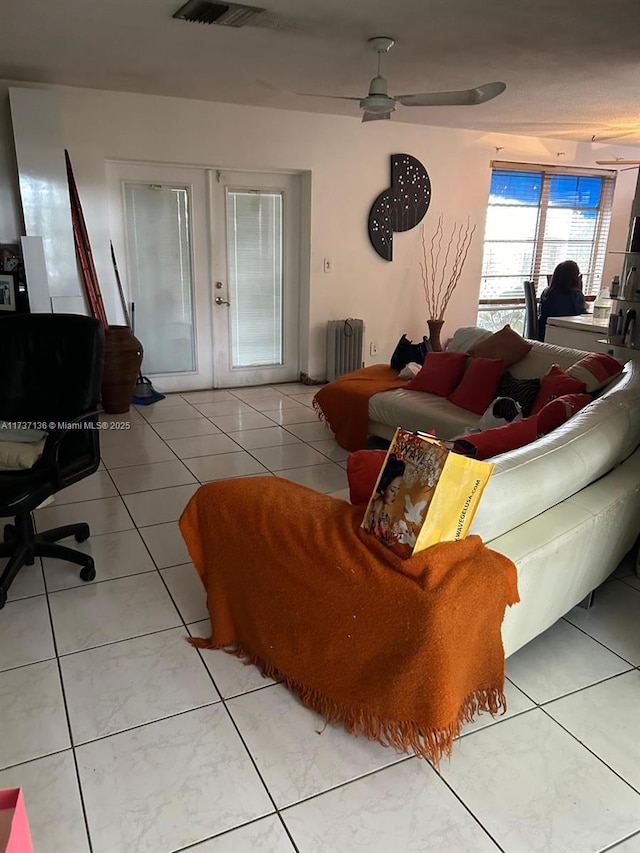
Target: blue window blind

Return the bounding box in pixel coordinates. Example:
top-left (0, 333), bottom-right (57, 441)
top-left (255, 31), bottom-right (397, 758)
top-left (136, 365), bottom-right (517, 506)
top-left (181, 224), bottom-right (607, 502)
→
top-left (479, 163), bottom-right (615, 313)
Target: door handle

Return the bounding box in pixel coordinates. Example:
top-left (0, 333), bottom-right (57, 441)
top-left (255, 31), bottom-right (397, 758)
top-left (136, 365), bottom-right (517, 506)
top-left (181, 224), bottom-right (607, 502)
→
top-left (215, 296), bottom-right (231, 306)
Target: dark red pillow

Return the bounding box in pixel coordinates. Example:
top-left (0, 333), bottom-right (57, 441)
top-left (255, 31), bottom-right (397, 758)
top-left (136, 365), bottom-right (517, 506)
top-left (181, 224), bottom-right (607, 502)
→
top-left (346, 449), bottom-right (387, 505)
top-left (447, 357), bottom-right (505, 414)
top-left (453, 415), bottom-right (539, 461)
top-left (530, 365), bottom-right (587, 415)
top-left (407, 351), bottom-right (467, 396)
top-left (537, 393), bottom-right (592, 435)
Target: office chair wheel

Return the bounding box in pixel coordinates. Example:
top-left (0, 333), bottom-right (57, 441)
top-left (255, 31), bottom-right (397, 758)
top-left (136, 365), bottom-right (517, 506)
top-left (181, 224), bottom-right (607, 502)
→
top-left (3, 524), bottom-right (15, 543)
top-left (74, 524), bottom-right (90, 543)
top-left (0, 588), bottom-right (6, 609)
top-left (80, 564), bottom-right (96, 582)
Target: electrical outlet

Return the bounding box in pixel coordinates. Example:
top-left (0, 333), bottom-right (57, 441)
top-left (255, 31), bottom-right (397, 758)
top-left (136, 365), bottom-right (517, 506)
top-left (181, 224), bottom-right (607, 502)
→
top-left (323, 257), bottom-right (333, 273)
top-left (370, 342), bottom-right (378, 356)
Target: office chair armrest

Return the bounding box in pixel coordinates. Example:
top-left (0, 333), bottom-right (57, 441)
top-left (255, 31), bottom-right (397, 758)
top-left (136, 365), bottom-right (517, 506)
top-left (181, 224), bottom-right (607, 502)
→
top-left (39, 411), bottom-right (101, 490)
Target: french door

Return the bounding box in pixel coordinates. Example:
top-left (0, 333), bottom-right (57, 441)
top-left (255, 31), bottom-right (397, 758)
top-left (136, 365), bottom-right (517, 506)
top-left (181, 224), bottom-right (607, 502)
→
top-left (106, 162), bottom-right (301, 391)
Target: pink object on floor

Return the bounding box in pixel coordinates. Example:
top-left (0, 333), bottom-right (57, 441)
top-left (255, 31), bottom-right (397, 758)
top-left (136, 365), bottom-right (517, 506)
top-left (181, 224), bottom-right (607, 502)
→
top-left (0, 789), bottom-right (33, 853)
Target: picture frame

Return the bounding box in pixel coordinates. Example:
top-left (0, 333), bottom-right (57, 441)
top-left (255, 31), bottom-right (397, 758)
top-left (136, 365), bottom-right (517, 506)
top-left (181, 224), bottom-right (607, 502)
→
top-left (0, 272), bottom-right (17, 312)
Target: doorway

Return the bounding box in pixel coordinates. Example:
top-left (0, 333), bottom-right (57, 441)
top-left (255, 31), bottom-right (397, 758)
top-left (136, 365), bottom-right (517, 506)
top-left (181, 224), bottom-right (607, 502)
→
top-left (106, 162), bottom-right (302, 391)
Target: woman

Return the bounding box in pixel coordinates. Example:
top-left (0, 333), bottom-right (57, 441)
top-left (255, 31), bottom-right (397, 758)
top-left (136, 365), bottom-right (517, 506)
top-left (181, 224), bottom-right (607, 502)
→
top-left (363, 454), bottom-right (406, 545)
top-left (537, 260), bottom-right (586, 341)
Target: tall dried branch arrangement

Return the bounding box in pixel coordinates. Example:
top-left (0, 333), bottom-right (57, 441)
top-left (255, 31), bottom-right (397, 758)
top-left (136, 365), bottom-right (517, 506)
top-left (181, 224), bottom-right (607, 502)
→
top-left (419, 215), bottom-right (476, 320)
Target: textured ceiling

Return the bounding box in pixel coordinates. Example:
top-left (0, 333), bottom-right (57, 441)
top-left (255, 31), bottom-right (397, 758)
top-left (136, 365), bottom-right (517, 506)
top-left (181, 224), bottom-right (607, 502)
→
top-left (3, 0), bottom-right (640, 146)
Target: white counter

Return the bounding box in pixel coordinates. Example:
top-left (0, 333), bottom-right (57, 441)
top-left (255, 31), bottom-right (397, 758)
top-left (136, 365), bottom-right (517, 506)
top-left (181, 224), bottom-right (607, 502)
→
top-left (543, 313), bottom-right (640, 362)
top-left (546, 314), bottom-right (608, 333)
top-left (544, 314), bottom-right (608, 351)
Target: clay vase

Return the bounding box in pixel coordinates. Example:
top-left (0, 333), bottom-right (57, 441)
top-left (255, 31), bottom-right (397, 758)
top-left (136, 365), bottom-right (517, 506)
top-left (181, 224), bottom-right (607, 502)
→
top-left (101, 325), bottom-right (144, 414)
top-left (427, 318), bottom-right (445, 353)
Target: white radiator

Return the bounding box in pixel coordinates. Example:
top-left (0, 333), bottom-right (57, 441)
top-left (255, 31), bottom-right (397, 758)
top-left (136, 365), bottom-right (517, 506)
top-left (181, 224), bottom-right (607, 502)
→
top-left (326, 318), bottom-right (365, 381)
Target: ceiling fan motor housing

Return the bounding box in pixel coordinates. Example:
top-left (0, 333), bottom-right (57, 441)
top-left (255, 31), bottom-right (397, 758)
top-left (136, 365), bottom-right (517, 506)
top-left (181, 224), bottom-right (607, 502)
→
top-left (361, 75), bottom-right (395, 113)
top-left (360, 95), bottom-right (396, 114)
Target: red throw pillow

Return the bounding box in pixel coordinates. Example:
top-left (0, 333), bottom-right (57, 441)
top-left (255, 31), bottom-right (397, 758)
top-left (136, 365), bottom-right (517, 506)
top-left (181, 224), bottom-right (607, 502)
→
top-left (566, 353), bottom-right (623, 393)
top-left (530, 365), bottom-right (587, 415)
top-left (406, 351), bottom-right (467, 396)
top-left (346, 449), bottom-right (387, 505)
top-left (453, 415), bottom-right (540, 461)
top-left (537, 393), bottom-right (592, 435)
top-left (447, 357), bottom-right (505, 414)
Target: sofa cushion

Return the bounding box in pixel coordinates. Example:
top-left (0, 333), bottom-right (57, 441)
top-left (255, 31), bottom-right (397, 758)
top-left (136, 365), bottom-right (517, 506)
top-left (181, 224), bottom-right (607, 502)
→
top-left (447, 326), bottom-right (492, 354)
top-left (447, 357), bottom-right (505, 415)
top-left (346, 449), bottom-right (388, 505)
top-left (537, 393), bottom-right (592, 435)
top-left (368, 388), bottom-right (483, 442)
top-left (468, 325), bottom-right (532, 367)
top-left (530, 365), bottom-right (587, 415)
top-left (407, 351), bottom-right (467, 396)
top-left (566, 352), bottom-right (624, 393)
top-left (453, 416), bottom-right (540, 461)
top-left (497, 371), bottom-right (541, 417)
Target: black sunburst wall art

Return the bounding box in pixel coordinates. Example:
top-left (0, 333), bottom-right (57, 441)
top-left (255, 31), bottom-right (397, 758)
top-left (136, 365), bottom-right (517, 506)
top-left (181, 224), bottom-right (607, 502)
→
top-left (368, 154), bottom-right (432, 261)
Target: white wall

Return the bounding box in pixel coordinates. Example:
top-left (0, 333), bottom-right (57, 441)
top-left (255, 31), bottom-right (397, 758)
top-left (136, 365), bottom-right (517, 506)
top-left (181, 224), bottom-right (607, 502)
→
top-left (2, 80), bottom-right (639, 380)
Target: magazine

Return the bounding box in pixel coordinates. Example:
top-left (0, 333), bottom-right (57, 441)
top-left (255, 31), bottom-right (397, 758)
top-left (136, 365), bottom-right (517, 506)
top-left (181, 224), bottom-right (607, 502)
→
top-left (361, 428), bottom-right (494, 559)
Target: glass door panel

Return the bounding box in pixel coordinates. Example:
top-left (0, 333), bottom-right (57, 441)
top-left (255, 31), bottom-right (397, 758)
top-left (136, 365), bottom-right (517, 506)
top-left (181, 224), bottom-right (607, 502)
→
top-left (124, 183), bottom-right (196, 374)
top-left (227, 190), bottom-right (283, 368)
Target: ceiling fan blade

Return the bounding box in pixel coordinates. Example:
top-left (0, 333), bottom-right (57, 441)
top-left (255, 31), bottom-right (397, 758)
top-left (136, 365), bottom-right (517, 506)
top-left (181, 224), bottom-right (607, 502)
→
top-left (293, 92), bottom-right (362, 102)
top-left (396, 81), bottom-right (506, 107)
top-left (362, 110), bottom-right (392, 122)
top-left (596, 160), bottom-right (640, 166)
top-left (592, 130), bottom-right (640, 142)
top-left (257, 79), bottom-right (361, 101)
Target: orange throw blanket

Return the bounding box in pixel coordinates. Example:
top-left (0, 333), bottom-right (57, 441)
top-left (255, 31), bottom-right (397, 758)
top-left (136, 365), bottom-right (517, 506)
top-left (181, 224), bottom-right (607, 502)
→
top-left (313, 364), bottom-right (409, 451)
top-left (179, 477), bottom-right (519, 765)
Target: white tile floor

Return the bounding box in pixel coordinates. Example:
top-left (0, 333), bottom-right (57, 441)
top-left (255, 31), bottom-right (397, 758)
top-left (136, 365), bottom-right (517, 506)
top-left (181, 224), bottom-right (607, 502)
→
top-left (1, 385), bottom-right (639, 853)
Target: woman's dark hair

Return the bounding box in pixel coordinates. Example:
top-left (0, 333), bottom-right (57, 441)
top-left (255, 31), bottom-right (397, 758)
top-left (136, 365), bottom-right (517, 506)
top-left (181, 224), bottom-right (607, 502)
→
top-left (376, 454), bottom-right (406, 494)
top-left (549, 260), bottom-right (582, 292)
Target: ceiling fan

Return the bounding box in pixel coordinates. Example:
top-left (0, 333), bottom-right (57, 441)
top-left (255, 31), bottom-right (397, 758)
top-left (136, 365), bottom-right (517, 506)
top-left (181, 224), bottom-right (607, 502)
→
top-left (596, 159), bottom-right (640, 166)
top-left (289, 36), bottom-right (506, 122)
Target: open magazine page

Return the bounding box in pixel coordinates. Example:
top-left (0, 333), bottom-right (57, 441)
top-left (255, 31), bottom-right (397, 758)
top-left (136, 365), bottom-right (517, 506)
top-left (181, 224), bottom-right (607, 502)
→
top-left (361, 430), bottom-right (449, 559)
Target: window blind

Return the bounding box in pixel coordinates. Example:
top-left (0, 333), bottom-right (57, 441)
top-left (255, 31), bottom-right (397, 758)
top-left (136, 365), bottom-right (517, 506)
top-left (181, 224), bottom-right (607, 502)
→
top-left (479, 163), bottom-right (616, 310)
top-left (124, 183), bottom-right (196, 374)
top-left (226, 189), bottom-right (284, 368)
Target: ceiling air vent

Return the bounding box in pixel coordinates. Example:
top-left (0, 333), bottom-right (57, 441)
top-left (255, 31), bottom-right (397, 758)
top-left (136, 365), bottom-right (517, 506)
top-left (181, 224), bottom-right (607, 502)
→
top-left (173, 0), bottom-right (265, 27)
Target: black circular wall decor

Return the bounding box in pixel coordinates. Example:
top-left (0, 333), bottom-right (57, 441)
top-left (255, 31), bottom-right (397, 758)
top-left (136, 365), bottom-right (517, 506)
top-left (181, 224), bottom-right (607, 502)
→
top-left (368, 154), bottom-right (432, 261)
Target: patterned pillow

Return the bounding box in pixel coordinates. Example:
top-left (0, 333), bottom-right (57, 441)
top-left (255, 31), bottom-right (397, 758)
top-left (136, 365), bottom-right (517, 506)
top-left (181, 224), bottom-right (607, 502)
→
top-left (566, 353), bottom-right (623, 393)
top-left (497, 371), bottom-right (541, 417)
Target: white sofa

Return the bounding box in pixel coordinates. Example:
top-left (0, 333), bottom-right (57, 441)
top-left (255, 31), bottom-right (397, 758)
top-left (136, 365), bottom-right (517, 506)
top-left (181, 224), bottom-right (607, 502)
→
top-left (366, 327), bottom-right (640, 656)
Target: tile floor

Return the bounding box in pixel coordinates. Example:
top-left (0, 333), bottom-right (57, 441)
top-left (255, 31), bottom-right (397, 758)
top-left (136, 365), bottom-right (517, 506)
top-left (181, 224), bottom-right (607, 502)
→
top-left (1, 384), bottom-right (639, 853)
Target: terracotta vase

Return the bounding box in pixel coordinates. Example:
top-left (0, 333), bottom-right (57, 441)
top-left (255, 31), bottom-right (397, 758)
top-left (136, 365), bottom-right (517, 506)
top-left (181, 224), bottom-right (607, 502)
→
top-left (101, 325), bottom-right (144, 414)
top-left (427, 318), bottom-right (445, 353)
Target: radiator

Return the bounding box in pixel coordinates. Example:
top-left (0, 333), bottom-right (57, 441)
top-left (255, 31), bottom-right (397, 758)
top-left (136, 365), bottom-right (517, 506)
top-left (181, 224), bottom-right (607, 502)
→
top-left (326, 318), bottom-right (365, 381)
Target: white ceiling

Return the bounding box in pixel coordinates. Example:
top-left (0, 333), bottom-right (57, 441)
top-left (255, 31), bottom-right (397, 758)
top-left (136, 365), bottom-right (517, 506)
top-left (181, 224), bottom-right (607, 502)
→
top-left (3, 0), bottom-right (640, 146)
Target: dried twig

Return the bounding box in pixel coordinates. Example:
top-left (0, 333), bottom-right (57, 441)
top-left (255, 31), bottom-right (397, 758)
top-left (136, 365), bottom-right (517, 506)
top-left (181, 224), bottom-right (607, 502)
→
top-left (419, 216), bottom-right (476, 320)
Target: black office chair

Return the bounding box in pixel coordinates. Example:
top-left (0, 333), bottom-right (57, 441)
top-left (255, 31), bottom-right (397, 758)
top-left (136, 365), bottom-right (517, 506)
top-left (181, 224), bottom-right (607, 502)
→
top-left (0, 314), bottom-right (105, 608)
top-left (523, 280), bottom-right (539, 341)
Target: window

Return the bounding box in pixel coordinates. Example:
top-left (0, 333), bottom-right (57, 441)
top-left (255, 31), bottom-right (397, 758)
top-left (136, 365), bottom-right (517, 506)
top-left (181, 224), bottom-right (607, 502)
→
top-left (477, 162), bottom-right (616, 333)
top-left (124, 183), bottom-right (196, 374)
